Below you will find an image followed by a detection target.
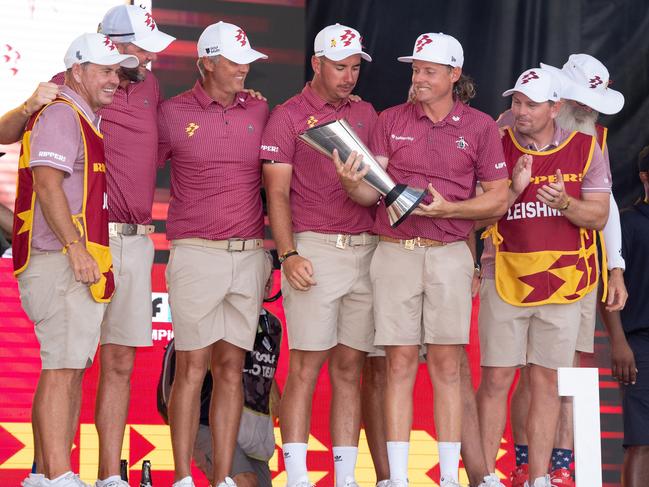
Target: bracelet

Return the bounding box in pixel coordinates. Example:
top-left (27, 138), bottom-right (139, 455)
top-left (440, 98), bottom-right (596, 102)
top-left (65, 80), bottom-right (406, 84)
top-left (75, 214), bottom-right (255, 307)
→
top-left (62, 238), bottom-right (80, 255)
top-left (278, 249), bottom-right (299, 264)
top-left (559, 197), bottom-right (571, 211)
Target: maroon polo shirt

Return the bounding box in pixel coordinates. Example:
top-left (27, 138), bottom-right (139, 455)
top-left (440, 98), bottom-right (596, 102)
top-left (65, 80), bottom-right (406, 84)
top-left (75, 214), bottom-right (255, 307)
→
top-left (52, 71), bottom-right (161, 225)
top-left (259, 83), bottom-right (378, 234)
top-left (371, 100), bottom-right (507, 242)
top-left (158, 81), bottom-right (268, 241)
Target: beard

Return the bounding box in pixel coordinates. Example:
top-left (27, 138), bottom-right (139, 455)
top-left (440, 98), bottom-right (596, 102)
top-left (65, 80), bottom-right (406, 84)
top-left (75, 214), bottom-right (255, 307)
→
top-left (120, 66), bottom-right (145, 83)
top-left (556, 103), bottom-right (599, 136)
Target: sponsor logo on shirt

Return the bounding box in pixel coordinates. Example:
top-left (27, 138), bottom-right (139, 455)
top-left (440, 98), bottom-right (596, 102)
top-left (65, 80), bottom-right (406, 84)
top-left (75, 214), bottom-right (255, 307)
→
top-left (391, 134), bottom-right (414, 141)
top-left (456, 136), bottom-right (468, 150)
top-left (38, 151), bottom-right (66, 162)
top-left (261, 145), bottom-right (279, 153)
top-left (185, 122), bottom-right (200, 137)
top-left (307, 116), bottom-right (318, 128)
top-left (248, 123), bottom-right (254, 133)
top-left (495, 162), bottom-right (507, 169)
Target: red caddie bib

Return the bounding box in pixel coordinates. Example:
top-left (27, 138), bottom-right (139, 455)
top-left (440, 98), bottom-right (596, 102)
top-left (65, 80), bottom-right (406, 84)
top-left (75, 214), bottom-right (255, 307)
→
top-left (490, 128), bottom-right (599, 306)
top-left (12, 97), bottom-right (115, 303)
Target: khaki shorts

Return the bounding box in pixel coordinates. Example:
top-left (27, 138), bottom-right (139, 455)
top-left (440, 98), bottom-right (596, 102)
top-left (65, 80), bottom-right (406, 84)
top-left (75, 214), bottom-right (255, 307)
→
top-left (101, 234), bottom-right (154, 347)
top-left (17, 252), bottom-right (106, 369)
top-left (575, 288), bottom-right (597, 353)
top-left (166, 239), bottom-right (269, 351)
top-left (371, 240), bottom-right (473, 346)
top-left (281, 232), bottom-right (376, 352)
top-left (479, 278), bottom-right (581, 369)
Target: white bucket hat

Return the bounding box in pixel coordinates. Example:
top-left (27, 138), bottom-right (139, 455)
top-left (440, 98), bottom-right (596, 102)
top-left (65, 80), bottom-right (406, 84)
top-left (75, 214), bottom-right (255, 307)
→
top-left (314, 23), bottom-right (371, 62)
top-left (197, 21), bottom-right (268, 64)
top-left (99, 5), bottom-right (175, 53)
top-left (64, 33), bottom-right (139, 69)
top-left (502, 68), bottom-right (561, 103)
top-left (540, 54), bottom-right (624, 114)
top-left (398, 32), bottom-right (463, 67)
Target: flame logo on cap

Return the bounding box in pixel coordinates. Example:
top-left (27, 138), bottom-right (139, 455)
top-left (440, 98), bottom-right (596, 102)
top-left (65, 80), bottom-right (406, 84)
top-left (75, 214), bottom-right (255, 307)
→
top-left (415, 34), bottom-right (432, 53)
top-left (521, 71), bottom-right (539, 84)
top-left (103, 36), bottom-right (117, 51)
top-left (144, 12), bottom-right (156, 31)
top-left (235, 29), bottom-right (248, 47)
top-left (340, 29), bottom-right (356, 47)
top-left (589, 75), bottom-right (603, 89)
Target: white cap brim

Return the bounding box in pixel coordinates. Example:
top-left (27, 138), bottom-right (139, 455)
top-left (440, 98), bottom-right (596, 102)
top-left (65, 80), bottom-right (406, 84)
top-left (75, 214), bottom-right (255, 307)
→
top-left (220, 48), bottom-right (268, 64)
top-left (397, 53), bottom-right (460, 67)
top-left (67, 53), bottom-right (139, 69)
top-left (502, 87), bottom-right (553, 103)
top-left (318, 50), bottom-right (372, 62)
top-left (540, 61), bottom-right (624, 114)
top-left (132, 30), bottom-right (176, 53)
top-left (562, 83), bottom-right (624, 114)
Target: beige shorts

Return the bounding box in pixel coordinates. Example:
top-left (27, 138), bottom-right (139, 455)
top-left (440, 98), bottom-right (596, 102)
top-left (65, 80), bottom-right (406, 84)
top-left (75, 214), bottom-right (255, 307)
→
top-left (575, 288), bottom-right (597, 353)
top-left (479, 278), bottom-right (581, 369)
top-left (101, 234), bottom-right (154, 347)
top-left (371, 240), bottom-right (473, 346)
top-left (17, 252), bottom-right (106, 369)
top-left (166, 239), bottom-right (269, 351)
top-left (281, 232), bottom-right (376, 352)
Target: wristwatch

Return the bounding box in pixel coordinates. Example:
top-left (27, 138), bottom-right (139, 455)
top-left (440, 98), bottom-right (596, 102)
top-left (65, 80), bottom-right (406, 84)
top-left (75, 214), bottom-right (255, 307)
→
top-left (279, 249), bottom-right (299, 264)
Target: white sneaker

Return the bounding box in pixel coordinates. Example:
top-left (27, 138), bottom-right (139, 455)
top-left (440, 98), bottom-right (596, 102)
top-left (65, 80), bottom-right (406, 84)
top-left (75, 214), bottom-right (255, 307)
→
top-left (22, 473), bottom-right (45, 487)
top-left (477, 473), bottom-right (506, 487)
top-left (440, 478), bottom-right (462, 487)
top-left (376, 481), bottom-right (391, 487)
top-left (216, 477), bottom-right (237, 487)
top-left (95, 480), bottom-right (129, 487)
top-left (287, 479), bottom-right (315, 487)
top-left (172, 477), bottom-right (196, 487)
top-left (340, 477), bottom-right (359, 487)
top-left (524, 475), bottom-right (551, 487)
top-left (45, 473), bottom-right (91, 487)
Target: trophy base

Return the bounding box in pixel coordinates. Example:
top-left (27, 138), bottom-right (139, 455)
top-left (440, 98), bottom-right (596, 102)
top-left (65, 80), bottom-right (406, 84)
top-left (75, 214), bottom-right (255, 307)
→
top-left (385, 184), bottom-right (426, 228)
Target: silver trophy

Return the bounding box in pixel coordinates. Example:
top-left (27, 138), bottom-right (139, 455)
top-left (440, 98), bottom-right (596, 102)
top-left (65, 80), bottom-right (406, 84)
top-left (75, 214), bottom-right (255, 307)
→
top-left (299, 119), bottom-right (425, 227)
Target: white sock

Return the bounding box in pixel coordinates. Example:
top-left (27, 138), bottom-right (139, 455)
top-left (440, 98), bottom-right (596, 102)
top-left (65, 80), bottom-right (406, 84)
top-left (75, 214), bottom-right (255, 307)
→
top-left (283, 442), bottom-right (308, 486)
top-left (438, 441), bottom-right (461, 483)
top-left (387, 441), bottom-right (409, 481)
top-left (96, 475), bottom-right (121, 486)
top-left (333, 446), bottom-right (358, 486)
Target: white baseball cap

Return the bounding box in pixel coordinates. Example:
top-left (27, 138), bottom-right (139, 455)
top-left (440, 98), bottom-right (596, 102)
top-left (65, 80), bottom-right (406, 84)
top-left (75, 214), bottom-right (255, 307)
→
top-left (99, 5), bottom-right (175, 53)
top-left (540, 54), bottom-right (624, 114)
top-left (197, 21), bottom-right (268, 64)
top-left (64, 33), bottom-right (139, 69)
top-left (398, 32), bottom-right (463, 67)
top-left (502, 68), bottom-right (561, 103)
top-left (314, 23), bottom-right (372, 62)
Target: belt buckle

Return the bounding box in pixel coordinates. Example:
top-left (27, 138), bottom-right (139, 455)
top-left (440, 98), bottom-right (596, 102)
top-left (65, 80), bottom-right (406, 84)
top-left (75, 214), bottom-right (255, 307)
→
top-left (403, 238), bottom-right (415, 251)
top-left (227, 239), bottom-right (244, 252)
top-left (335, 234), bottom-right (349, 249)
top-left (122, 223), bottom-right (138, 236)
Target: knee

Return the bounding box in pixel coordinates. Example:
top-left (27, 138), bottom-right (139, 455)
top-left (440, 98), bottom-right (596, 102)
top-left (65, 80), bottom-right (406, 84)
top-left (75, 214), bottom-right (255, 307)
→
top-left (480, 367), bottom-right (516, 396)
top-left (212, 352), bottom-right (246, 386)
top-left (101, 347), bottom-right (136, 379)
top-left (329, 351), bottom-right (365, 385)
top-left (386, 350), bottom-right (418, 382)
top-left (363, 357), bottom-right (387, 388)
top-left (176, 354), bottom-right (210, 386)
top-left (287, 352), bottom-right (327, 387)
top-left (530, 365), bottom-right (558, 393)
